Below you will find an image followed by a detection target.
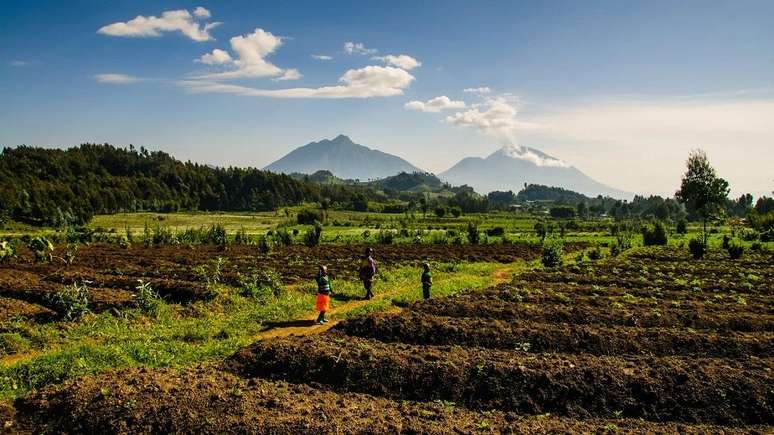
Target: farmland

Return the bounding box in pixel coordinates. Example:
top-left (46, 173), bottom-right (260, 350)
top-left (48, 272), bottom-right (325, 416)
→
top-left (0, 209), bottom-right (771, 433)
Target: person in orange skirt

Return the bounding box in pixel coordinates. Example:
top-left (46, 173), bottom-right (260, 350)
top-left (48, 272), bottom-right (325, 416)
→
top-left (315, 265), bottom-right (333, 324)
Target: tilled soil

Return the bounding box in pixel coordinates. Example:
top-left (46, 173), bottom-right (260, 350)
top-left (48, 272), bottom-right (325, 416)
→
top-left (0, 242), bottom-right (547, 319)
top-left (228, 334), bottom-right (774, 425)
top-left (336, 311), bottom-right (774, 357)
top-left (10, 365), bottom-right (767, 435)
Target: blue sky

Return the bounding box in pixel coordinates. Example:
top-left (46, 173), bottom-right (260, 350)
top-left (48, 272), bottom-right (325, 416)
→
top-left (1, 0), bottom-right (773, 195)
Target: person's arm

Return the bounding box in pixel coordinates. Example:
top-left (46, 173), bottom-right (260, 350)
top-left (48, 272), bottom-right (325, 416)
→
top-left (328, 277), bottom-right (334, 294)
top-left (370, 258), bottom-right (377, 276)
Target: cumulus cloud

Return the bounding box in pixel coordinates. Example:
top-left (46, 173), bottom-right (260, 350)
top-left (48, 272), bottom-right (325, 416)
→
top-left (344, 41), bottom-right (377, 55)
top-left (463, 86), bottom-right (491, 94)
top-left (404, 96), bottom-right (465, 113)
top-left (372, 54), bottom-right (421, 70)
top-left (197, 48), bottom-right (232, 65)
top-left (274, 68), bottom-right (302, 81)
top-left (98, 8), bottom-right (220, 41)
top-left (445, 97), bottom-right (537, 139)
top-left (196, 28), bottom-right (290, 79)
top-left (94, 73), bottom-right (141, 84)
top-left (311, 54), bottom-right (333, 61)
top-left (193, 6), bottom-right (211, 19)
top-left (180, 65), bottom-right (414, 98)
top-left (500, 144), bottom-right (568, 167)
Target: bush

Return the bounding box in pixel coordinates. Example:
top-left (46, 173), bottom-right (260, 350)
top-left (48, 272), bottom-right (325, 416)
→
top-left (240, 270), bottom-right (284, 301)
top-left (642, 222), bottom-right (668, 246)
top-left (688, 238), bottom-right (705, 259)
top-left (486, 227), bottom-right (505, 237)
top-left (434, 207), bottom-right (447, 218)
top-left (449, 207), bottom-right (462, 218)
top-left (541, 242), bottom-right (563, 268)
top-left (676, 219), bottom-right (687, 234)
top-left (722, 235), bottom-right (731, 249)
top-left (549, 206), bottom-right (575, 219)
top-left (467, 222), bottom-right (480, 245)
top-left (29, 237), bottom-right (54, 262)
top-left (297, 209), bottom-right (325, 225)
top-left (272, 228), bottom-right (292, 246)
top-left (611, 233), bottom-right (632, 257)
top-left (46, 283), bottom-right (90, 320)
top-left (588, 246), bottom-right (603, 260)
top-left (135, 280), bottom-right (162, 316)
top-left (203, 224), bottom-right (227, 246)
top-left (256, 235), bottom-right (273, 253)
top-left (0, 241), bottom-right (15, 263)
top-left (303, 223), bottom-right (322, 247)
top-left (376, 230), bottom-right (395, 245)
top-left (726, 239), bottom-right (744, 259)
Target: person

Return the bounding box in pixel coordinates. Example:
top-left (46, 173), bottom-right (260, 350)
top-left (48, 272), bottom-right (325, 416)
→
top-left (359, 247), bottom-right (377, 300)
top-left (315, 265), bottom-right (333, 324)
top-left (421, 262), bottom-right (432, 300)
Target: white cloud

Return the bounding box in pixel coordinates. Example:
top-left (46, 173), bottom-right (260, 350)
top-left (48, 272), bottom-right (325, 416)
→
top-left (445, 97), bottom-right (537, 139)
top-left (97, 8), bottom-right (220, 42)
top-left (275, 68), bottom-right (302, 81)
top-left (9, 60), bottom-right (29, 67)
top-left (180, 65), bottom-right (414, 99)
top-left (193, 6), bottom-right (211, 19)
top-left (344, 41), bottom-right (377, 55)
top-left (197, 48), bottom-right (233, 65)
top-left (463, 86), bottom-right (491, 94)
top-left (405, 96), bottom-right (465, 113)
top-left (373, 54), bottom-right (421, 70)
top-left (94, 73), bottom-right (141, 84)
top-left (196, 28), bottom-right (289, 79)
top-left (311, 54), bottom-right (333, 61)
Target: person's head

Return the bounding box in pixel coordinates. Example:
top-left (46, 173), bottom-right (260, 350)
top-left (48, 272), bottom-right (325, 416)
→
top-left (365, 247), bottom-right (374, 257)
top-left (422, 262), bottom-right (430, 271)
top-left (318, 265), bottom-right (328, 276)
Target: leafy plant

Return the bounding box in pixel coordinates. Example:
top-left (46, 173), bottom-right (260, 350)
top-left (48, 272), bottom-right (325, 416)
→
top-left (135, 280), bottom-right (162, 315)
top-left (29, 237), bottom-right (54, 262)
top-left (303, 223), bottom-right (322, 247)
top-left (376, 230), bottom-right (395, 245)
top-left (642, 221), bottom-right (668, 246)
top-left (239, 270), bottom-right (284, 301)
top-left (587, 246), bottom-right (603, 261)
top-left (0, 241), bottom-right (15, 263)
top-left (296, 209), bottom-right (325, 225)
top-left (46, 283), bottom-right (90, 320)
top-left (726, 239), bottom-right (744, 260)
top-left (688, 238), bottom-right (705, 259)
top-left (676, 219), bottom-right (688, 234)
top-left (611, 233), bottom-right (632, 257)
top-left (467, 222), bottom-right (480, 245)
top-left (541, 241), bottom-right (563, 268)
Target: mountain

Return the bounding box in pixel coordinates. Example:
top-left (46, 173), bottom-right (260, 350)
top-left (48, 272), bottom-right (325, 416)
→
top-left (440, 145), bottom-right (631, 199)
top-left (265, 135), bottom-right (423, 181)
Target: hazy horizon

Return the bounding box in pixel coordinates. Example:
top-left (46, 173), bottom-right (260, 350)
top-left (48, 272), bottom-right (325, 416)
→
top-left (2, 0), bottom-right (773, 197)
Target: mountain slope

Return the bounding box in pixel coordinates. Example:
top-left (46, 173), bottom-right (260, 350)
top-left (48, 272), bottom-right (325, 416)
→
top-left (265, 135), bottom-right (423, 181)
top-left (440, 145), bottom-right (630, 199)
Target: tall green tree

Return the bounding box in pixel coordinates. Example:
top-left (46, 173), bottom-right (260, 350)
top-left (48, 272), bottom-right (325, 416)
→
top-left (675, 150), bottom-right (729, 245)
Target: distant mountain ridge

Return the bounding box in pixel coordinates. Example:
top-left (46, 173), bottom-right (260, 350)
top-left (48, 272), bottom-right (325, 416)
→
top-left (440, 145), bottom-right (631, 199)
top-left (265, 135), bottom-right (423, 181)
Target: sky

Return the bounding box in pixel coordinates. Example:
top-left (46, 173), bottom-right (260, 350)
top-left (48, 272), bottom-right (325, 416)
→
top-left (1, 0), bottom-right (773, 197)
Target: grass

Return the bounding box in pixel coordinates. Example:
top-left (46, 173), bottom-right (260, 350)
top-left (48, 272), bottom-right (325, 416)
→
top-left (0, 261), bottom-right (512, 399)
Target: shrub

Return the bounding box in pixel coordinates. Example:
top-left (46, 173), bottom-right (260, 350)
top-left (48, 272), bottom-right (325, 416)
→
top-left (449, 207), bottom-right (462, 218)
top-left (726, 240), bottom-right (744, 259)
top-left (549, 206), bottom-right (576, 219)
top-left (203, 224), bottom-right (227, 246)
top-left (642, 222), bottom-right (668, 246)
top-left (240, 270), bottom-right (284, 301)
top-left (272, 228), bottom-right (292, 246)
top-left (722, 235), bottom-right (731, 249)
top-left (303, 223), bottom-right (322, 247)
top-left (486, 227), bottom-right (505, 237)
top-left (751, 242), bottom-right (762, 251)
top-left (434, 207), bottom-right (447, 218)
top-left (688, 238), bottom-right (705, 259)
top-left (541, 241), bottom-right (563, 268)
top-left (376, 230), bottom-right (395, 245)
top-left (135, 280), bottom-right (162, 315)
top-left (611, 233), bottom-right (632, 257)
top-left (29, 237), bottom-right (54, 262)
top-left (234, 227), bottom-right (252, 245)
top-left (0, 241), bottom-right (15, 263)
top-left (676, 219), bottom-right (688, 234)
top-left (46, 283), bottom-right (90, 320)
top-left (256, 235), bottom-right (272, 254)
top-left (467, 222), bottom-right (480, 245)
top-left (297, 209), bottom-right (325, 225)
top-left (588, 246), bottom-right (603, 261)
top-left (63, 243), bottom-right (78, 265)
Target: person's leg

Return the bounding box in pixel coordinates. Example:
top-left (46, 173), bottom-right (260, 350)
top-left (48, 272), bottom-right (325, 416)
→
top-left (317, 311), bottom-right (324, 323)
top-left (423, 286), bottom-right (430, 300)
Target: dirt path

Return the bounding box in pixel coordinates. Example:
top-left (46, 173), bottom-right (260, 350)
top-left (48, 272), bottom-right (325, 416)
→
top-left (252, 265), bottom-right (515, 341)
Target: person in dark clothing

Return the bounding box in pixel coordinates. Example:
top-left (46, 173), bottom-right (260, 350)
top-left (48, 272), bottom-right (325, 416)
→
top-left (315, 265), bottom-right (333, 324)
top-left (421, 262), bottom-right (432, 300)
top-left (359, 247), bottom-right (377, 300)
